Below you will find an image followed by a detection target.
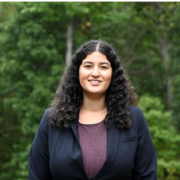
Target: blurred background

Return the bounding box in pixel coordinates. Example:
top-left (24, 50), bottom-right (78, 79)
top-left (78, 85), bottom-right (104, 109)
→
top-left (0, 2), bottom-right (180, 180)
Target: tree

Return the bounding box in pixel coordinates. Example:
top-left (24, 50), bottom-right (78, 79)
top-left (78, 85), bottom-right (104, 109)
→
top-left (0, 2), bottom-right (66, 179)
top-left (139, 95), bottom-right (180, 180)
top-left (132, 2), bottom-right (180, 110)
top-left (0, 2), bottom-right (180, 179)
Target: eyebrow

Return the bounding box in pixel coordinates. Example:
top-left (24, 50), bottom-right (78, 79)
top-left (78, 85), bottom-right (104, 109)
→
top-left (82, 61), bottom-right (111, 66)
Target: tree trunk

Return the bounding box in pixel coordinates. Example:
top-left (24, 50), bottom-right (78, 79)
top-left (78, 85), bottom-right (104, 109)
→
top-left (155, 2), bottom-right (173, 110)
top-left (158, 30), bottom-right (173, 110)
top-left (65, 17), bottom-right (74, 66)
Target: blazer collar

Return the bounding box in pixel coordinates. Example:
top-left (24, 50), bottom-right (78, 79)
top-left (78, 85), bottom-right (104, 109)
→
top-left (95, 123), bottom-right (120, 179)
top-left (71, 119), bottom-right (120, 180)
top-left (71, 118), bottom-right (88, 178)
top-left (71, 117), bottom-right (79, 142)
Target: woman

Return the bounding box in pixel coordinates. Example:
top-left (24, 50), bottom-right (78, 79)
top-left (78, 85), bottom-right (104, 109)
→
top-left (28, 40), bottom-right (157, 180)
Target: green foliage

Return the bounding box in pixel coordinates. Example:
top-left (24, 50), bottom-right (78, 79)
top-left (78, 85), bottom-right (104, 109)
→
top-left (0, 2), bottom-right (180, 180)
top-left (173, 74), bottom-right (180, 129)
top-left (0, 2), bottom-right (65, 179)
top-left (139, 95), bottom-right (180, 180)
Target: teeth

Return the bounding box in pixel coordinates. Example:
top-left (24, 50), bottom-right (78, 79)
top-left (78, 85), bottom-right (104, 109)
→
top-left (90, 81), bottom-right (100, 83)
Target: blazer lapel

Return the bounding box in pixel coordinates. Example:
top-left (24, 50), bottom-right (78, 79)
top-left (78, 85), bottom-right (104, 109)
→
top-left (71, 118), bottom-right (79, 142)
top-left (95, 123), bottom-right (120, 179)
top-left (71, 118), bottom-right (88, 179)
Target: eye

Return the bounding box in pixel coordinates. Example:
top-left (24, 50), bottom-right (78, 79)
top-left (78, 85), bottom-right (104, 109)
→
top-left (84, 65), bottom-right (92, 68)
top-left (101, 66), bottom-right (108, 69)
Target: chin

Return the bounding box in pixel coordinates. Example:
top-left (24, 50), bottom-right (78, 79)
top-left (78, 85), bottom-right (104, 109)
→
top-left (87, 90), bottom-right (105, 95)
top-left (83, 87), bottom-right (107, 95)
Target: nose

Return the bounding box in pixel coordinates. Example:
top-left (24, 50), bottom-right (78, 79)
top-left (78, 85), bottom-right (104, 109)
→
top-left (91, 67), bottom-right (100, 77)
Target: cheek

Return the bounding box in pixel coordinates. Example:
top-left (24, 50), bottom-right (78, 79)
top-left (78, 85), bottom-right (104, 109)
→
top-left (79, 68), bottom-right (89, 85)
top-left (104, 71), bottom-right (112, 83)
top-left (107, 77), bottom-right (112, 86)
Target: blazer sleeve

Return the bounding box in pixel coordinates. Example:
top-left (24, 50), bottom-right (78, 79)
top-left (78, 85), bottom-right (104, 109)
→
top-left (28, 109), bottom-right (53, 180)
top-left (131, 108), bottom-right (157, 180)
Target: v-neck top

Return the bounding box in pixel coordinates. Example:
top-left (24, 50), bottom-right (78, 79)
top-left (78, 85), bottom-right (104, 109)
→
top-left (78, 120), bottom-right (107, 179)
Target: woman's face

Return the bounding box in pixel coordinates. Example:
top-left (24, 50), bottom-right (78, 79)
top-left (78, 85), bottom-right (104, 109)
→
top-left (79, 51), bottom-right (112, 96)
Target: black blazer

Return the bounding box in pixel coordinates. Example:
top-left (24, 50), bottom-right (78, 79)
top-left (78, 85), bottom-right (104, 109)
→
top-left (28, 106), bottom-right (157, 180)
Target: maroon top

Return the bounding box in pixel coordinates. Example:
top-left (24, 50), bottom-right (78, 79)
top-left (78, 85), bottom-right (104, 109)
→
top-left (78, 120), bottom-right (107, 179)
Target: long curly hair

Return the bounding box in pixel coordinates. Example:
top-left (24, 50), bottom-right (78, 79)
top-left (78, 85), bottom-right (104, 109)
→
top-left (50, 39), bottom-right (138, 129)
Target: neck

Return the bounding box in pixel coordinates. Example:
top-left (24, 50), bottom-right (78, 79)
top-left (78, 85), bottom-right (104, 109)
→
top-left (80, 91), bottom-right (107, 113)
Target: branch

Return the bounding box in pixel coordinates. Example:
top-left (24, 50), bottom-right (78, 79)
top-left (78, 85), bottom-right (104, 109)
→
top-left (124, 28), bottom-right (147, 67)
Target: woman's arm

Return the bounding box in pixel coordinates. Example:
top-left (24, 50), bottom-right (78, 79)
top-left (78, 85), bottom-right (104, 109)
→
top-left (131, 108), bottom-right (157, 180)
top-left (28, 109), bottom-right (53, 180)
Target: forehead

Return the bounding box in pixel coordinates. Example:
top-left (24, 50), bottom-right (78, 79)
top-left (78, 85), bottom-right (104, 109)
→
top-left (82, 51), bottom-right (110, 64)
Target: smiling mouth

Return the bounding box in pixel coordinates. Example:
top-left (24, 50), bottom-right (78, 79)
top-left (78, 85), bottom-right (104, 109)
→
top-left (89, 80), bottom-right (101, 83)
top-left (89, 80), bottom-right (101, 85)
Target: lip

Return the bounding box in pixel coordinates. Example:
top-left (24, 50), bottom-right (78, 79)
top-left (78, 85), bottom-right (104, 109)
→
top-left (88, 80), bottom-right (102, 85)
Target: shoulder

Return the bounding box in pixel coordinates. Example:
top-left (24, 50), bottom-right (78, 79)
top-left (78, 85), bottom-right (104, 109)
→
top-left (41, 107), bottom-right (56, 122)
top-left (38, 108), bottom-right (55, 130)
top-left (129, 105), bottom-right (143, 120)
top-left (129, 105), bottom-right (141, 113)
top-left (46, 107), bottom-right (56, 116)
top-left (128, 105), bottom-right (148, 130)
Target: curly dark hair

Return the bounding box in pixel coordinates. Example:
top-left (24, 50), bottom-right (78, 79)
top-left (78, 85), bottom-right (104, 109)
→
top-left (50, 39), bottom-right (138, 129)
